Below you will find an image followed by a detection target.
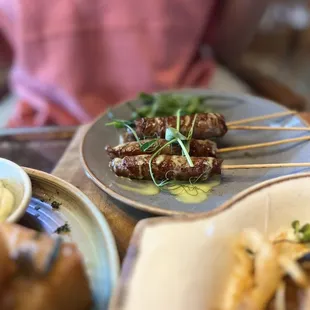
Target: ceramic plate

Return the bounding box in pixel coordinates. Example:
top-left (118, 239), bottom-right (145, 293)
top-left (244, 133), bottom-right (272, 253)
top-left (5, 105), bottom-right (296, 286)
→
top-left (0, 158), bottom-right (32, 223)
top-left (81, 89), bottom-right (310, 215)
top-left (20, 168), bottom-right (119, 310)
top-left (110, 172), bottom-right (310, 310)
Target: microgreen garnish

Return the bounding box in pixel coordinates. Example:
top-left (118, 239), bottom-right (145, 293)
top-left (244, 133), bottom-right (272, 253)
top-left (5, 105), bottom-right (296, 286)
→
top-left (165, 128), bottom-right (193, 166)
top-left (165, 127), bottom-right (187, 141)
top-left (148, 140), bottom-right (177, 187)
top-left (148, 112), bottom-right (197, 187)
top-left (106, 119), bottom-right (141, 146)
top-left (176, 137), bottom-right (193, 167)
top-left (128, 93), bottom-right (213, 118)
top-left (184, 113), bottom-right (198, 154)
top-left (292, 220), bottom-right (310, 242)
top-left (127, 92), bottom-right (245, 120)
top-left (138, 92), bottom-right (155, 105)
top-left (292, 220), bottom-right (301, 234)
top-left (105, 119), bottom-right (133, 128)
top-left (140, 139), bottom-right (158, 152)
top-left (108, 102), bottom-right (201, 187)
top-left (124, 124), bottom-right (141, 146)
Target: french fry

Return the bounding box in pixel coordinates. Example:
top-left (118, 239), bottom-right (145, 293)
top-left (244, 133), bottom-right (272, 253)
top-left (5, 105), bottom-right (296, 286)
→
top-left (221, 241), bottom-right (254, 310)
top-left (241, 230), bottom-right (282, 310)
top-left (222, 228), bottom-right (310, 310)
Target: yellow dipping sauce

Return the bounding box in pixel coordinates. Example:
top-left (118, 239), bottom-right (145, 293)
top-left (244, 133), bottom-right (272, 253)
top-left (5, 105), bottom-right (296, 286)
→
top-left (116, 176), bottom-right (220, 204)
top-left (0, 181), bottom-right (15, 221)
top-left (117, 181), bottom-right (160, 196)
top-left (167, 176), bottom-right (221, 204)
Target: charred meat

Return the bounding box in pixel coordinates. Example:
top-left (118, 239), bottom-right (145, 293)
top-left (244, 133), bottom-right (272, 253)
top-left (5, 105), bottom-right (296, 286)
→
top-left (110, 155), bottom-right (222, 181)
top-left (105, 139), bottom-right (218, 159)
top-left (133, 113), bottom-right (227, 140)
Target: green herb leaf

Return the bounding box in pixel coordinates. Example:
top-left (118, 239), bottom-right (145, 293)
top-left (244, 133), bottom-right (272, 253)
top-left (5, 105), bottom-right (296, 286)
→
top-left (106, 119), bottom-right (132, 128)
top-left (138, 92), bottom-right (154, 105)
top-left (148, 109), bottom-right (196, 186)
top-left (292, 220), bottom-right (300, 233)
top-left (300, 223), bottom-right (310, 233)
top-left (300, 231), bottom-right (310, 243)
top-left (106, 118), bottom-right (141, 145)
top-left (291, 220), bottom-right (310, 243)
top-left (131, 93), bottom-right (215, 119)
top-left (131, 93), bottom-right (246, 120)
top-left (140, 139), bottom-right (158, 152)
top-left (186, 97), bottom-right (201, 114)
top-left (177, 138), bottom-right (194, 167)
top-left (124, 124), bottom-right (142, 146)
top-left (148, 139), bottom-right (177, 187)
top-left (183, 140), bottom-right (190, 154)
top-left (165, 127), bottom-right (187, 141)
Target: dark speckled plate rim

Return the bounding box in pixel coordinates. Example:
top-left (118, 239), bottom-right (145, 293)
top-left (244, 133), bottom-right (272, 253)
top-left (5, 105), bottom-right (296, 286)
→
top-left (109, 172), bottom-right (310, 310)
top-left (80, 88), bottom-right (310, 216)
top-left (23, 167), bottom-right (120, 308)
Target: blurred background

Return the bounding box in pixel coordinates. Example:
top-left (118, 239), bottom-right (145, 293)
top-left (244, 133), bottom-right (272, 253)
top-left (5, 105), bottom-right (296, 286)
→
top-left (239, 0), bottom-right (310, 110)
top-left (2, 0), bottom-right (310, 172)
top-left (1, 0), bottom-right (310, 110)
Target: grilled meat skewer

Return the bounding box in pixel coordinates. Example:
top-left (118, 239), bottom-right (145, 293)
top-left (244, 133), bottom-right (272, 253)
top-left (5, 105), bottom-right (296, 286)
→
top-left (105, 139), bottom-right (218, 159)
top-left (110, 155), bottom-right (222, 181)
top-left (132, 113), bottom-right (227, 140)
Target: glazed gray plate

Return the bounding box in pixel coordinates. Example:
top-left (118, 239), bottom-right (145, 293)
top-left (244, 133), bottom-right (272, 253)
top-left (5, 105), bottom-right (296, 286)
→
top-left (80, 89), bottom-right (310, 215)
top-left (20, 168), bottom-right (119, 310)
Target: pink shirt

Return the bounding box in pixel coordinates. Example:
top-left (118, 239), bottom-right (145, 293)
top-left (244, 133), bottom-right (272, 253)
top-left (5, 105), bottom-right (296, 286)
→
top-left (0, 0), bottom-right (219, 127)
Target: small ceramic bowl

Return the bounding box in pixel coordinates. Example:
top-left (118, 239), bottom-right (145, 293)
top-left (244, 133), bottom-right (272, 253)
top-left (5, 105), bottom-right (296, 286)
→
top-left (23, 168), bottom-right (119, 310)
top-left (0, 158), bottom-right (32, 223)
top-left (110, 172), bottom-right (310, 310)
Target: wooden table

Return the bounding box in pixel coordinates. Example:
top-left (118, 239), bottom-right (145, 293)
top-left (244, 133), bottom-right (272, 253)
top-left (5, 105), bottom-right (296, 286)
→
top-left (1, 111), bottom-right (309, 262)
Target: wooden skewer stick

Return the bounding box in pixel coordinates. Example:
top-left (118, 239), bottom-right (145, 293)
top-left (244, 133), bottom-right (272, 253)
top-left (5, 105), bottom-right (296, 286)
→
top-left (218, 136), bottom-right (310, 153)
top-left (223, 163), bottom-right (310, 169)
top-left (227, 110), bottom-right (297, 126)
top-left (228, 125), bottom-right (310, 131)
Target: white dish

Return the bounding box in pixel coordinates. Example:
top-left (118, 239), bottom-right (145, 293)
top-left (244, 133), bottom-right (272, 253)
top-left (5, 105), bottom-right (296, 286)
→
top-left (110, 173), bottom-right (310, 310)
top-left (0, 157), bottom-right (32, 223)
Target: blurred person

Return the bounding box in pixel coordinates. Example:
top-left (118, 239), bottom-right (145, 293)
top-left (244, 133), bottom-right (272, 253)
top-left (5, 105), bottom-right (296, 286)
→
top-left (0, 0), bottom-right (270, 128)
